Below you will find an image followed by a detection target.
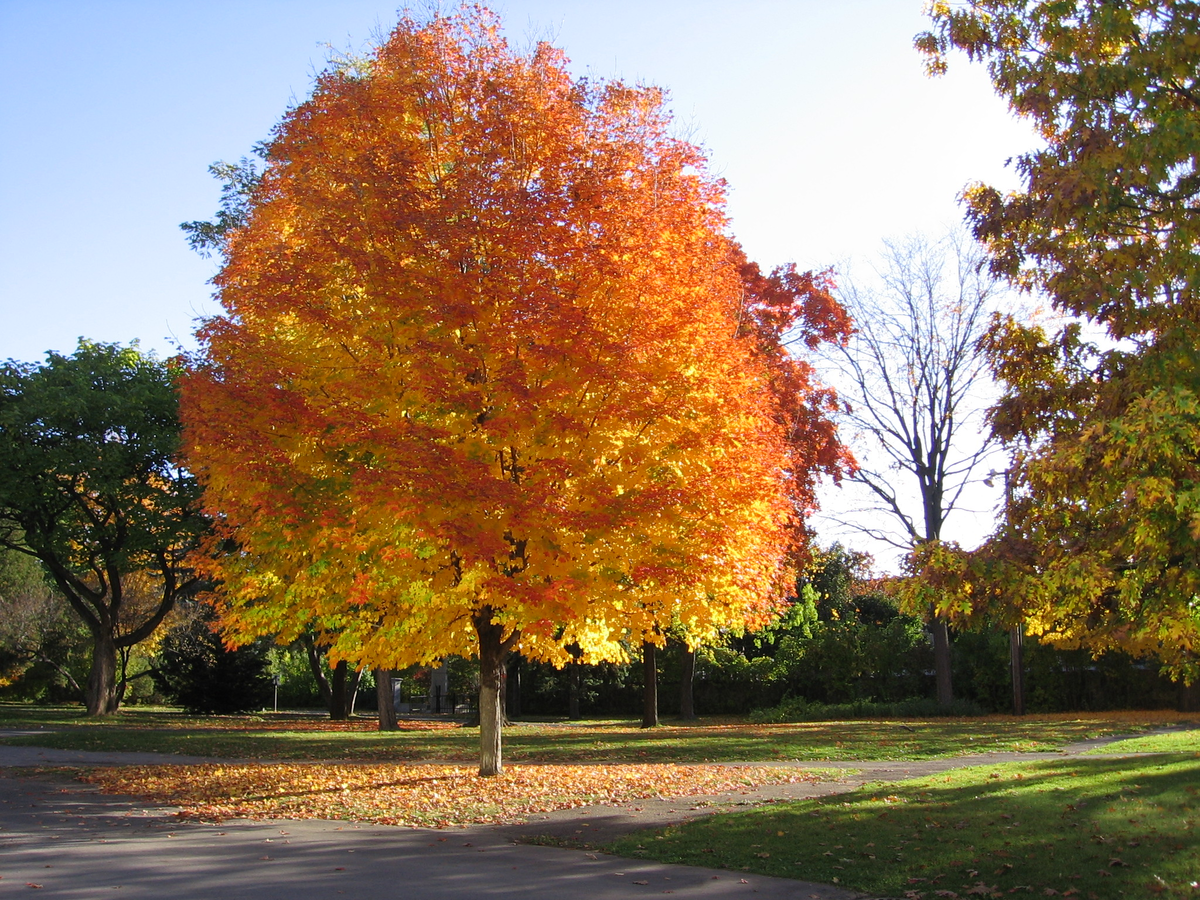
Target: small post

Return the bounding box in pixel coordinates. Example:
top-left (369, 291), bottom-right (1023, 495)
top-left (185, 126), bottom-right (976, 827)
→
top-left (273, 674), bottom-right (280, 713)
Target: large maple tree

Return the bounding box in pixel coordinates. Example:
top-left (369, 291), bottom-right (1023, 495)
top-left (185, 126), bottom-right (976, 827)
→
top-left (182, 8), bottom-right (848, 772)
top-left (917, 2), bottom-right (1200, 678)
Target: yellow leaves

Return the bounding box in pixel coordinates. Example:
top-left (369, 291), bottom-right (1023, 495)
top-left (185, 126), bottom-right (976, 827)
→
top-left (84, 763), bottom-right (810, 829)
top-left (897, 541), bottom-right (979, 624)
top-left (181, 4), bottom-right (831, 692)
top-left (924, 1), bottom-right (1200, 673)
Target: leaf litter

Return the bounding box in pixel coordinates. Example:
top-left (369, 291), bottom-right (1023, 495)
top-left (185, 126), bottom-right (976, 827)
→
top-left (83, 763), bottom-right (822, 828)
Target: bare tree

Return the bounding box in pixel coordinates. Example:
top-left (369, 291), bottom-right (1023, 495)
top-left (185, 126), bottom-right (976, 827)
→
top-left (827, 229), bottom-right (1005, 706)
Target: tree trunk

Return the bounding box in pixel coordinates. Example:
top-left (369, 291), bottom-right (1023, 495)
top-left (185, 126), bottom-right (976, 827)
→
top-left (303, 635), bottom-right (333, 709)
top-left (86, 630), bottom-right (121, 716)
top-left (326, 657), bottom-right (350, 724)
top-left (505, 653), bottom-right (522, 721)
top-left (1179, 680), bottom-right (1198, 713)
top-left (114, 645), bottom-right (131, 709)
top-left (347, 666), bottom-right (364, 717)
top-left (568, 662), bottom-right (581, 720)
top-left (474, 607), bottom-right (513, 776)
top-left (375, 668), bottom-right (398, 731)
top-left (1009, 626), bottom-right (1025, 716)
top-left (679, 644), bottom-right (697, 721)
top-left (931, 613), bottom-right (953, 707)
top-left (641, 641), bottom-right (659, 728)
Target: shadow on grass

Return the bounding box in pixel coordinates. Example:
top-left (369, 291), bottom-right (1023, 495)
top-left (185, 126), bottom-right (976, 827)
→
top-left (608, 754), bottom-right (1200, 899)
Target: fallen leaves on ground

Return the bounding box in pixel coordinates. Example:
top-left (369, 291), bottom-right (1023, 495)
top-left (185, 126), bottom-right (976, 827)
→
top-left (222, 719), bottom-right (460, 733)
top-left (159, 718), bottom-right (460, 733)
top-left (82, 763), bottom-right (822, 828)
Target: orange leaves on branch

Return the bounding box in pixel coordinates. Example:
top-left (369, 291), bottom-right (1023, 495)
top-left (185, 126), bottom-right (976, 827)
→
top-left (181, 3), bottom-right (848, 680)
top-left (84, 763), bottom-right (817, 828)
top-left (732, 251), bottom-right (851, 559)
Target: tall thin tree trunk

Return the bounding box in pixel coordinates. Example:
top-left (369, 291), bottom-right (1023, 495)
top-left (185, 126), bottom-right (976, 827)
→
top-left (328, 659), bottom-right (351, 720)
top-left (347, 666), bottom-right (363, 717)
top-left (679, 644), bottom-right (697, 721)
top-left (498, 658), bottom-right (506, 717)
top-left (1179, 680), bottom-right (1198, 713)
top-left (566, 643), bottom-right (582, 720)
top-left (641, 641), bottom-right (658, 728)
top-left (375, 668), bottom-right (398, 731)
top-left (505, 653), bottom-right (522, 721)
top-left (115, 645), bottom-right (131, 709)
top-left (1009, 626), bottom-right (1025, 716)
top-left (86, 630), bottom-right (120, 716)
top-left (303, 635), bottom-right (333, 710)
top-left (931, 613), bottom-right (953, 707)
top-left (568, 662), bottom-right (581, 719)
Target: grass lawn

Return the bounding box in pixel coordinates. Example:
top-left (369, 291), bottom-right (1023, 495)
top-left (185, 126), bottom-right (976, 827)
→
top-left (607, 754), bottom-right (1200, 899)
top-left (1087, 729), bottom-right (1200, 755)
top-left (5, 705), bottom-right (1199, 895)
top-left (0, 704), bottom-right (1191, 763)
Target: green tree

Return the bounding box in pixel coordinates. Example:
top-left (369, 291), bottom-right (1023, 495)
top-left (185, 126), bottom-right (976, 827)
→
top-left (0, 546), bottom-right (89, 699)
top-left (780, 546), bottom-right (930, 705)
top-left (919, 2), bottom-right (1200, 678)
top-left (0, 341), bottom-right (208, 713)
top-left (153, 603), bottom-right (271, 714)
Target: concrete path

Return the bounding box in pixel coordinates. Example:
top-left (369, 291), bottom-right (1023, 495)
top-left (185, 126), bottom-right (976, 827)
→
top-left (0, 732), bottom-right (223, 767)
top-left (0, 773), bottom-right (861, 899)
top-left (0, 748), bottom-right (860, 899)
top-left (0, 727), bottom-right (1187, 900)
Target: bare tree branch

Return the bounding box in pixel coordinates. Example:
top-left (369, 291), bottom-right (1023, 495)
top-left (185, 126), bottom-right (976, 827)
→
top-left (820, 229), bottom-right (1014, 706)
top-left (826, 229), bottom-right (1006, 549)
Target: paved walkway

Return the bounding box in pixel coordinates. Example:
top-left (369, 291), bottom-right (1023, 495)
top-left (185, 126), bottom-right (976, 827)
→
top-left (0, 728), bottom-right (1186, 900)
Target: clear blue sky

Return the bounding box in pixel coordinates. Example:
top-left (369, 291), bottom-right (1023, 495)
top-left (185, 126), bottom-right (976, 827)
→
top-left (0, 1), bottom-right (1036, 565)
top-left (0, 0), bottom-right (1035, 364)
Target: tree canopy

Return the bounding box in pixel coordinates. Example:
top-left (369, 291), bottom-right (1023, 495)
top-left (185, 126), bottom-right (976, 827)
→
top-left (181, 7), bottom-right (848, 772)
top-left (918, 1), bottom-right (1200, 678)
top-left (0, 341), bottom-right (207, 713)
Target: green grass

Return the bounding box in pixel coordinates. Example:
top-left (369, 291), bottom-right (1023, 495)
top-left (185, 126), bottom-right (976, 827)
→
top-left (1087, 729), bottom-right (1200, 755)
top-left (607, 755), bottom-right (1200, 898)
top-left (0, 704), bottom-right (1183, 763)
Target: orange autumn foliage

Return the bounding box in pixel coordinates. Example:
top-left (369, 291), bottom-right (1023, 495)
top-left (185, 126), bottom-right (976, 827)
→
top-left (180, 7), bottom-right (848, 767)
top-left (85, 762), bottom-right (817, 828)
